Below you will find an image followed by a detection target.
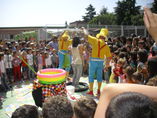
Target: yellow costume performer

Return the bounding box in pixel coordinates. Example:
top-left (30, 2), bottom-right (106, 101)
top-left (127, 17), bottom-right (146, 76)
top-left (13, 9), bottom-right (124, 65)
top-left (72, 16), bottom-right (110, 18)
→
top-left (58, 31), bottom-right (72, 77)
top-left (87, 28), bottom-right (112, 95)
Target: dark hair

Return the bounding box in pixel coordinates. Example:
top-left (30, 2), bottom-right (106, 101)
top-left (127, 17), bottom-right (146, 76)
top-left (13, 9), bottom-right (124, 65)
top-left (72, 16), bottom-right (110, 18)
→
top-left (125, 66), bottom-right (134, 77)
top-left (119, 52), bottom-right (127, 59)
top-left (147, 57), bottom-right (157, 78)
top-left (130, 51), bottom-right (137, 61)
top-left (137, 49), bottom-right (148, 63)
top-left (72, 37), bottom-right (80, 47)
top-left (106, 92), bottom-right (157, 118)
top-left (126, 37), bottom-right (132, 43)
top-left (0, 52), bottom-right (4, 61)
top-left (11, 105), bottom-right (39, 118)
top-left (74, 97), bottom-right (97, 118)
top-left (132, 72), bottom-right (143, 83)
top-left (42, 96), bottom-right (73, 118)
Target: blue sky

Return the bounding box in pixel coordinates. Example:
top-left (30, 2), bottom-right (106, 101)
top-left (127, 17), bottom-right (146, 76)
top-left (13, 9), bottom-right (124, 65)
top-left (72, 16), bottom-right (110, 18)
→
top-left (0, 0), bottom-right (153, 27)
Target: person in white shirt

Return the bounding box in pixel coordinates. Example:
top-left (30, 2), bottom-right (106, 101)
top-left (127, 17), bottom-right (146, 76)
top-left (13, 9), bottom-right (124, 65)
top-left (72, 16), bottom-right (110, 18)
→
top-left (0, 52), bottom-right (9, 91)
top-left (45, 52), bottom-right (52, 68)
top-left (4, 48), bottom-right (13, 84)
top-left (27, 49), bottom-right (35, 80)
top-left (71, 37), bottom-right (83, 89)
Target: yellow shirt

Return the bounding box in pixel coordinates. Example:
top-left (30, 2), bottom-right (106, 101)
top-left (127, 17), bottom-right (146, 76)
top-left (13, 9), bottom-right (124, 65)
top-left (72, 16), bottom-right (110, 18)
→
top-left (88, 35), bottom-right (111, 59)
top-left (58, 38), bottom-right (72, 51)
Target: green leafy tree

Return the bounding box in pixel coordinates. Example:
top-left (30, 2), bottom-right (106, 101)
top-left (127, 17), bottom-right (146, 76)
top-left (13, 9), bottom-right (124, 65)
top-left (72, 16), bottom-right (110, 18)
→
top-left (89, 13), bottom-right (116, 25)
top-left (115, 0), bottom-right (141, 25)
top-left (131, 14), bottom-right (144, 25)
top-left (100, 6), bottom-right (108, 15)
top-left (82, 4), bottom-right (96, 22)
top-left (152, 0), bottom-right (157, 13)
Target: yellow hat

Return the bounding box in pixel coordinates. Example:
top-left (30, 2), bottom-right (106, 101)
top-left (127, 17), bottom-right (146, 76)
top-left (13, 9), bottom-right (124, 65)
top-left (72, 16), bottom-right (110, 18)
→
top-left (62, 31), bottom-right (70, 39)
top-left (96, 28), bottom-right (109, 41)
top-left (101, 28), bottom-right (109, 36)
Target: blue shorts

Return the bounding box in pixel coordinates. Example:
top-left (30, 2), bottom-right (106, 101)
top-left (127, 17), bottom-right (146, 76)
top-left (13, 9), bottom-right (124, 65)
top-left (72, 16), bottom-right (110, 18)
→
top-left (58, 50), bottom-right (71, 72)
top-left (88, 58), bottom-right (104, 83)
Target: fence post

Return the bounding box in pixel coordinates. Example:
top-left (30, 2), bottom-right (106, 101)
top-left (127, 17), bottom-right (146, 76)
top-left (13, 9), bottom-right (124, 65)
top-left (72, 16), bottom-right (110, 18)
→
top-left (121, 25), bottom-right (124, 36)
top-left (45, 26), bottom-right (47, 41)
top-left (135, 26), bottom-right (137, 36)
top-left (37, 29), bottom-right (40, 41)
top-left (144, 27), bottom-right (147, 37)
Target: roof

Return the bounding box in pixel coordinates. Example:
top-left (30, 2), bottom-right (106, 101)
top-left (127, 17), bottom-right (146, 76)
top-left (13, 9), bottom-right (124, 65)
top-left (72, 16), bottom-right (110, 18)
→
top-left (0, 26), bottom-right (66, 35)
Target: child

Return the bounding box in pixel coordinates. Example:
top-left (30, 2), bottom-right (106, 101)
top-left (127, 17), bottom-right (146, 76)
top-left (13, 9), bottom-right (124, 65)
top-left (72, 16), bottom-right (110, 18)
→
top-left (4, 48), bottom-right (13, 84)
top-left (123, 66), bottom-right (135, 83)
top-left (27, 48), bottom-right (35, 80)
top-left (33, 50), bottom-right (38, 72)
top-left (0, 52), bottom-right (9, 91)
top-left (37, 51), bottom-right (43, 71)
top-left (45, 52), bottom-right (52, 68)
top-left (110, 58), bottom-right (125, 83)
top-left (12, 51), bottom-right (22, 82)
top-left (51, 49), bottom-right (59, 68)
top-left (21, 51), bottom-right (28, 80)
top-left (137, 49), bottom-right (148, 81)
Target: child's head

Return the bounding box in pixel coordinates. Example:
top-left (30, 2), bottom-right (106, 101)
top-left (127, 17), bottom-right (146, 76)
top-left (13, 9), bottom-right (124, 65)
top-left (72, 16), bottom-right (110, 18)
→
top-left (11, 104), bottom-right (39, 118)
top-left (106, 92), bottom-right (157, 118)
top-left (73, 96), bottom-right (97, 118)
top-left (27, 48), bottom-right (32, 54)
top-left (118, 52), bottom-right (127, 59)
top-left (137, 49), bottom-right (148, 63)
top-left (42, 96), bottom-right (73, 118)
top-left (132, 72), bottom-right (143, 84)
top-left (52, 49), bottom-right (57, 54)
top-left (125, 66), bottom-right (134, 79)
top-left (117, 58), bottom-right (126, 67)
top-left (0, 52), bottom-right (4, 61)
top-left (21, 51), bottom-right (27, 57)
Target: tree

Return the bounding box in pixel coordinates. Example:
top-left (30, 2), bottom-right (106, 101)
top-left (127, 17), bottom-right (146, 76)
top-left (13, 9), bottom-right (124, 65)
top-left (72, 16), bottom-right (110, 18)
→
top-left (100, 6), bottom-right (108, 15)
top-left (131, 14), bottom-right (144, 25)
top-left (89, 13), bottom-right (116, 25)
top-left (115, 0), bottom-right (141, 25)
top-left (152, 0), bottom-right (157, 13)
top-left (82, 4), bottom-right (96, 22)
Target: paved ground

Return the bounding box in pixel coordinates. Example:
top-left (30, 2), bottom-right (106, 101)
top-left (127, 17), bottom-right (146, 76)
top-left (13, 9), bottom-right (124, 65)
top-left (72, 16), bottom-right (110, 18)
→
top-left (0, 77), bottom-right (106, 118)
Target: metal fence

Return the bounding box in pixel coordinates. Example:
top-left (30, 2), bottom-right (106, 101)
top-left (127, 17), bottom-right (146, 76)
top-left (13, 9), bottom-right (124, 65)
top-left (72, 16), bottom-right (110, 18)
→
top-left (86, 25), bottom-right (147, 37)
top-left (42, 24), bottom-right (147, 40)
top-left (0, 25), bottom-right (147, 40)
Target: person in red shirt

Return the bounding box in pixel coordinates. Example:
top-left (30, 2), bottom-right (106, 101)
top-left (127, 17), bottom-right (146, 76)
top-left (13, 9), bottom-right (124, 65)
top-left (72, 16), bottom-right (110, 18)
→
top-left (12, 51), bottom-right (21, 82)
top-left (21, 51), bottom-right (28, 80)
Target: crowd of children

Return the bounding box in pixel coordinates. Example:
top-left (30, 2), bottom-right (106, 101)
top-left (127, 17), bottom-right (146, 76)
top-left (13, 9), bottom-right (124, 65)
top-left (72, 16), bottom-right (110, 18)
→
top-left (0, 24), bottom-right (157, 92)
top-left (0, 39), bottom-right (59, 91)
top-left (1, 6), bottom-right (157, 118)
